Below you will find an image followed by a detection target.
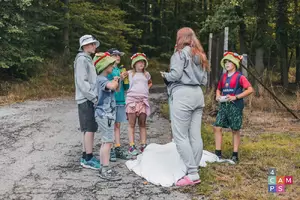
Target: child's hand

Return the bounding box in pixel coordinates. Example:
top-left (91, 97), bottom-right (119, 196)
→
top-left (120, 72), bottom-right (128, 80)
top-left (160, 71), bottom-right (166, 78)
top-left (226, 95), bottom-right (237, 102)
top-left (216, 95), bottom-right (221, 102)
top-left (113, 76), bottom-right (120, 82)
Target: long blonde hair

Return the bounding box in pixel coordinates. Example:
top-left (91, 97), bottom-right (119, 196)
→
top-left (176, 27), bottom-right (210, 71)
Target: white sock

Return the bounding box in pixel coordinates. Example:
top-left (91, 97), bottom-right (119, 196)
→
top-left (187, 173), bottom-right (200, 181)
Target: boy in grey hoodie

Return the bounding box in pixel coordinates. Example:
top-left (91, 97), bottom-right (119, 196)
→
top-left (74, 35), bottom-right (100, 169)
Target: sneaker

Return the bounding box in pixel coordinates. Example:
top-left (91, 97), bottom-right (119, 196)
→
top-left (128, 145), bottom-right (139, 156)
top-left (82, 157), bottom-right (101, 170)
top-left (80, 157), bottom-right (86, 166)
top-left (98, 167), bottom-right (122, 181)
top-left (110, 148), bottom-right (117, 162)
top-left (91, 156), bottom-right (100, 164)
top-left (115, 147), bottom-right (132, 160)
top-left (139, 144), bottom-right (148, 153)
top-left (231, 156), bottom-right (239, 163)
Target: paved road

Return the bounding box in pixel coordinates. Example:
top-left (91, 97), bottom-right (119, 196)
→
top-left (0, 92), bottom-right (196, 200)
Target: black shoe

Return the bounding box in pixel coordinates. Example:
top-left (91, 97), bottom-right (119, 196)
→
top-left (231, 156), bottom-right (239, 163)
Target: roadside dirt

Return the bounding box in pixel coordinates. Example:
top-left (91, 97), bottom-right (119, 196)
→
top-left (0, 90), bottom-right (199, 200)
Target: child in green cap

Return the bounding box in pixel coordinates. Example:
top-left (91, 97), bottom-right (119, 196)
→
top-left (93, 52), bottom-right (122, 181)
top-left (106, 48), bottom-right (131, 161)
top-left (213, 52), bottom-right (253, 163)
top-left (126, 53), bottom-right (152, 156)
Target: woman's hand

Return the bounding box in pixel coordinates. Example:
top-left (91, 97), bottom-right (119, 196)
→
top-left (160, 71), bottom-right (166, 78)
top-left (216, 95), bottom-right (221, 102)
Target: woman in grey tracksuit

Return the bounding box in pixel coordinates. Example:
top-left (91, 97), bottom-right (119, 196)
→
top-left (161, 27), bottom-right (209, 186)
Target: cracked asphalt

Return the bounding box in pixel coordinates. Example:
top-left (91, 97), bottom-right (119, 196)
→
top-left (0, 91), bottom-right (198, 200)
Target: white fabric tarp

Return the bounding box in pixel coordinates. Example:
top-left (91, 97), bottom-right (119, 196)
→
top-left (125, 142), bottom-right (234, 187)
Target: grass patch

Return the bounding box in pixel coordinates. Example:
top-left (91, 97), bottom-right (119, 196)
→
top-left (160, 103), bottom-right (300, 199)
top-left (0, 59), bottom-right (74, 105)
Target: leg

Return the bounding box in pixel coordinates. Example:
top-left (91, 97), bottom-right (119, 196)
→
top-left (214, 127), bottom-right (223, 151)
top-left (171, 95), bottom-right (197, 179)
top-left (114, 122), bottom-right (121, 146)
top-left (213, 104), bottom-right (228, 158)
top-left (127, 113), bottom-right (137, 145)
top-left (189, 108), bottom-right (204, 169)
top-left (100, 142), bottom-right (113, 166)
top-left (85, 132), bottom-right (94, 155)
top-left (232, 130), bottom-right (241, 152)
top-left (138, 113), bottom-right (147, 144)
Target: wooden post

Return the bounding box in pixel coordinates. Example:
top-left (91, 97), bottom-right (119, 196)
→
top-left (207, 33), bottom-right (213, 91)
top-left (223, 27), bottom-right (229, 73)
top-left (242, 54), bottom-right (248, 77)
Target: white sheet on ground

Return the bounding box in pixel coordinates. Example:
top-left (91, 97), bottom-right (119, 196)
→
top-left (125, 142), bottom-right (235, 187)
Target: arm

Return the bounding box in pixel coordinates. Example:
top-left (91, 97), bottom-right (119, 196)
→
top-left (106, 78), bottom-right (119, 91)
top-left (216, 89), bottom-right (221, 101)
top-left (164, 52), bottom-right (185, 82)
top-left (236, 86), bottom-right (254, 99)
top-left (75, 57), bottom-right (97, 103)
top-left (145, 71), bottom-right (153, 89)
top-left (148, 79), bottom-right (153, 89)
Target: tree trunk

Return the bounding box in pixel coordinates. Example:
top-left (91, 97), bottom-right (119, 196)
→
top-left (255, 48), bottom-right (264, 95)
top-left (276, 0), bottom-right (289, 88)
top-left (62, 0), bottom-right (70, 64)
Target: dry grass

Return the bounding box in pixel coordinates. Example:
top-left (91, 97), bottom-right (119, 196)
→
top-left (0, 59), bottom-right (74, 105)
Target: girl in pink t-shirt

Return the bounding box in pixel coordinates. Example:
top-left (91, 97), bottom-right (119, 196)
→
top-left (126, 53), bottom-right (152, 156)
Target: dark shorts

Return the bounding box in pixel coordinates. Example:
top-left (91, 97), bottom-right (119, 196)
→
top-left (213, 102), bottom-right (243, 131)
top-left (78, 100), bottom-right (98, 133)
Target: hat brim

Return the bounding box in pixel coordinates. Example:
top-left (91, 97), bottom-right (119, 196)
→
top-left (112, 52), bottom-right (125, 56)
top-left (97, 57), bottom-right (117, 73)
top-left (78, 40), bottom-right (100, 51)
top-left (131, 57), bottom-right (148, 68)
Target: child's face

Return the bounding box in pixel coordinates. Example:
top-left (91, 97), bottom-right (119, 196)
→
top-left (106, 64), bottom-right (114, 74)
top-left (83, 43), bottom-right (97, 54)
top-left (224, 60), bottom-right (236, 71)
top-left (112, 55), bottom-right (121, 65)
top-left (135, 60), bottom-right (145, 71)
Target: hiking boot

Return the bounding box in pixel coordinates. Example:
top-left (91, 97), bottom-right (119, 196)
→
top-left (110, 148), bottom-right (117, 162)
top-left (128, 145), bottom-right (139, 156)
top-left (231, 156), bottom-right (239, 163)
top-left (115, 147), bottom-right (132, 160)
top-left (82, 157), bottom-right (101, 170)
top-left (139, 144), bottom-right (148, 153)
top-left (98, 167), bottom-right (122, 181)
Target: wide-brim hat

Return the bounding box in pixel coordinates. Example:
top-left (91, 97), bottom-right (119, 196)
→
top-left (220, 52), bottom-right (243, 69)
top-left (93, 52), bottom-right (116, 74)
top-left (107, 48), bottom-right (125, 56)
top-left (78, 35), bottom-right (100, 51)
top-left (131, 53), bottom-right (148, 68)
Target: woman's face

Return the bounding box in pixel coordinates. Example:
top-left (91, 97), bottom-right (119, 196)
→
top-left (135, 60), bottom-right (145, 71)
top-left (224, 60), bottom-right (236, 71)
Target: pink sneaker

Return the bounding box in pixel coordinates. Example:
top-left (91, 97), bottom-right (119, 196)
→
top-left (176, 176), bottom-right (201, 186)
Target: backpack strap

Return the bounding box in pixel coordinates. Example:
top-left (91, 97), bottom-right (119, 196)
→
top-left (233, 72), bottom-right (242, 94)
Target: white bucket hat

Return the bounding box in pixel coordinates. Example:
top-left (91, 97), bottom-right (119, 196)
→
top-left (78, 35), bottom-right (100, 51)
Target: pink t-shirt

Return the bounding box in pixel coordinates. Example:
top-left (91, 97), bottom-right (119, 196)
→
top-left (127, 71), bottom-right (151, 98)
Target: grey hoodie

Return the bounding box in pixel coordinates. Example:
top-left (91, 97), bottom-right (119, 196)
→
top-left (165, 46), bottom-right (207, 95)
top-left (74, 52), bottom-right (97, 104)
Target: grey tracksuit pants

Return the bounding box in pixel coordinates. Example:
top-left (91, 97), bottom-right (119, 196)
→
top-left (171, 85), bottom-right (204, 176)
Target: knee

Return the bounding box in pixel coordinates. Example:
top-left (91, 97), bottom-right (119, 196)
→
top-left (115, 123), bottom-right (121, 129)
top-left (138, 121), bottom-right (146, 128)
top-left (213, 126), bottom-right (222, 133)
